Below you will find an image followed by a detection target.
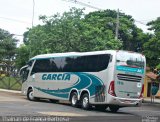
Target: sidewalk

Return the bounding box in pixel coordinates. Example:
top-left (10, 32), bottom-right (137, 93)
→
top-left (143, 97), bottom-right (160, 104)
top-left (0, 88), bottom-right (21, 94)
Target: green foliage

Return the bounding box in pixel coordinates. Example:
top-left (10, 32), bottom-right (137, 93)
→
top-left (143, 17), bottom-right (160, 67)
top-left (16, 8), bottom-right (158, 68)
top-left (143, 37), bottom-right (160, 67)
top-left (24, 8), bottom-right (147, 60)
top-left (0, 29), bottom-right (17, 66)
top-left (15, 45), bottom-right (29, 69)
top-left (157, 64), bottom-right (160, 69)
top-left (1, 8), bottom-right (160, 84)
top-left (147, 17), bottom-right (160, 33)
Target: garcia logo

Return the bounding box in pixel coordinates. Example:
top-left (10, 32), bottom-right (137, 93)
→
top-left (42, 73), bottom-right (71, 81)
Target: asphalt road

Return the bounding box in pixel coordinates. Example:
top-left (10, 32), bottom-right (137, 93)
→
top-left (0, 92), bottom-right (160, 122)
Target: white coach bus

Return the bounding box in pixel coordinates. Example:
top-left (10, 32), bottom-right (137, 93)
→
top-left (20, 50), bottom-right (146, 112)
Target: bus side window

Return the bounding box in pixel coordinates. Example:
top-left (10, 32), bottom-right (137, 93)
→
top-left (109, 55), bottom-right (113, 62)
top-left (31, 58), bottom-right (60, 75)
top-left (62, 54), bottom-right (111, 72)
top-left (31, 59), bottom-right (51, 75)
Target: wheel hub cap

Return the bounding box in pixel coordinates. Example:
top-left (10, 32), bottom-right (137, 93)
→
top-left (72, 95), bottom-right (77, 105)
top-left (83, 97), bottom-right (88, 108)
top-left (29, 92), bottom-right (34, 100)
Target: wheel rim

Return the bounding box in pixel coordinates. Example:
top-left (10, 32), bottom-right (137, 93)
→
top-left (83, 97), bottom-right (88, 108)
top-left (72, 95), bottom-right (77, 105)
top-left (29, 91), bottom-right (34, 100)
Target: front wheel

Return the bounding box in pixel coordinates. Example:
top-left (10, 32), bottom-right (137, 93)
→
top-left (27, 89), bottom-right (36, 101)
top-left (81, 93), bottom-right (90, 110)
top-left (109, 105), bottom-right (119, 112)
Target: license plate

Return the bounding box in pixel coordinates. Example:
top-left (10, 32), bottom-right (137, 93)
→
top-left (124, 100), bottom-right (131, 103)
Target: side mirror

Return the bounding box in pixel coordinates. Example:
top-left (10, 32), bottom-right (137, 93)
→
top-left (32, 74), bottom-right (35, 79)
top-left (19, 65), bottom-right (29, 82)
top-left (27, 61), bottom-right (33, 67)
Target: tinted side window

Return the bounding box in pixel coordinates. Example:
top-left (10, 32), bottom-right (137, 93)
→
top-left (62, 57), bottom-right (74, 72)
top-left (73, 56), bottom-right (87, 72)
top-left (31, 59), bottom-right (51, 74)
top-left (49, 58), bottom-right (61, 72)
top-left (63, 54), bottom-right (111, 72)
top-left (31, 58), bottom-right (62, 74)
top-left (31, 54), bottom-right (111, 73)
top-left (95, 54), bottom-right (111, 71)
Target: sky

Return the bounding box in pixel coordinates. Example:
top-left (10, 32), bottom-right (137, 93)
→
top-left (0, 0), bottom-right (160, 45)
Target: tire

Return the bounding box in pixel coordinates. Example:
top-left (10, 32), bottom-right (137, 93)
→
top-left (109, 105), bottom-right (119, 113)
top-left (95, 105), bottom-right (107, 111)
top-left (81, 93), bottom-right (90, 110)
top-left (70, 92), bottom-right (79, 107)
top-left (27, 89), bottom-right (35, 101)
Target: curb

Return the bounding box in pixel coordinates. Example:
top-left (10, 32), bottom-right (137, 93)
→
top-left (143, 99), bottom-right (160, 104)
top-left (0, 88), bottom-right (21, 94)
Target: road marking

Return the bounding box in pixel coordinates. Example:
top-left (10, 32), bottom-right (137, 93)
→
top-left (38, 112), bottom-right (87, 116)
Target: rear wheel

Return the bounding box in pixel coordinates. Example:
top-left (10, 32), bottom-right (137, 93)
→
top-left (109, 105), bottom-right (119, 112)
top-left (70, 92), bottom-right (79, 107)
top-left (81, 93), bottom-right (90, 110)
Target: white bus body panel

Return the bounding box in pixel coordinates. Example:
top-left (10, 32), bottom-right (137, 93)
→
top-left (21, 50), bottom-right (145, 107)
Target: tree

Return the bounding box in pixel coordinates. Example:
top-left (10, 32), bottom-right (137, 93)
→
top-left (143, 17), bottom-right (160, 67)
top-left (15, 45), bottom-right (29, 69)
top-left (23, 8), bottom-right (122, 58)
top-left (0, 29), bottom-right (17, 61)
top-left (84, 10), bottom-right (146, 52)
top-left (0, 28), bottom-right (18, 73)
top-left (19, 8), bottom-right (150, 68)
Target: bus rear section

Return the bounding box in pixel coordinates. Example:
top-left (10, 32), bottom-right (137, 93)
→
top-left (107, 51), bottom-right (145, 107)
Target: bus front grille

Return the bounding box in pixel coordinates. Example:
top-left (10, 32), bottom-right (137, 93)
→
top-left (95, 85), bottom-right (105, 102)
top-left (117, 73), bottom-right (142, 82)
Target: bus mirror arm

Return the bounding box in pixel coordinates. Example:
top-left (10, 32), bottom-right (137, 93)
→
top-left (31, 72), bottom-right (35, 76)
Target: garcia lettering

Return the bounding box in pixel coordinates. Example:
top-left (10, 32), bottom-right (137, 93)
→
top-left (42, 74), bottom-right (70, 81)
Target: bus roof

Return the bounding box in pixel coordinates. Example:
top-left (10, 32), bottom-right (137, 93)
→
top-left (30, 50), bottom-right (116, 60)
top-left (30, 50), bottom-right (143, 60)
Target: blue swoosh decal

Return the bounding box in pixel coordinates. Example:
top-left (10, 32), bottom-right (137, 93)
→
top-left (35, 72), bottom-right (103, 98)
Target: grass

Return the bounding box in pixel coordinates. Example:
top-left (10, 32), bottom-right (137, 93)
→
top-left (0, 76), bottom-right (22, 91)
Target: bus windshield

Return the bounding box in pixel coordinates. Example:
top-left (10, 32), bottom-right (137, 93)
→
top-left (19, 60), bottom-right (33, 82)
top-left (116, 51), bottom-right (145, 68)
